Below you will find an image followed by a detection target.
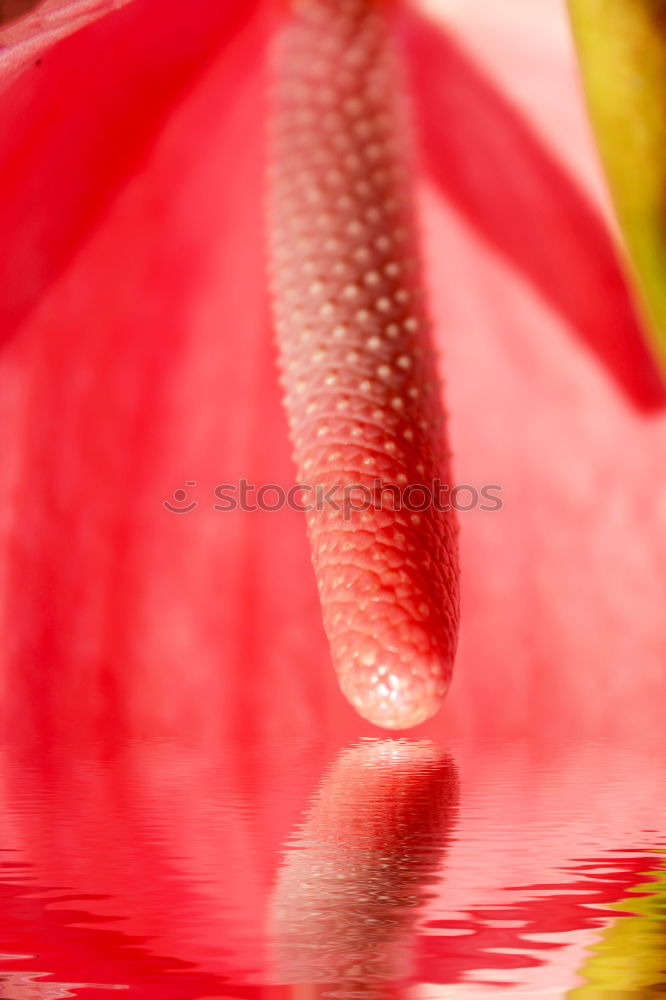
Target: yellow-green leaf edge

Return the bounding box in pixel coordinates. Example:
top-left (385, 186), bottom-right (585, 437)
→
top-left (568, 0), bottom-right (666, 376)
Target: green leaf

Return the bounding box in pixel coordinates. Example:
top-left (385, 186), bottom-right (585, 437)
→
top-left (568, 0), bottom-right (666, 374)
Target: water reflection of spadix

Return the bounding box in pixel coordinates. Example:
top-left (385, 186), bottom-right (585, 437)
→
top-left (269, 739), bottom-right (458, 998)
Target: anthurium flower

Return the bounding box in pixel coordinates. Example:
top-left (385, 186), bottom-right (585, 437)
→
top-left (1, 0), bottom-right (666, 741)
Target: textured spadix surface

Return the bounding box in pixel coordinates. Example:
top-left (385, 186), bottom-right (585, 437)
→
top-left (267, 0), bottom-right (459, 728)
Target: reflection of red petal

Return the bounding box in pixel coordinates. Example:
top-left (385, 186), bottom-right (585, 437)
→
top-left (417, 854), bottom-right (659, 988)
top-left (0, 740), bottom-right (272, 989)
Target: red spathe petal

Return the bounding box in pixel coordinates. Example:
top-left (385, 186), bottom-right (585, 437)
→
top-left (0, 0), bottom-right (136, 84)
top-left (0, 0), bottom-right (665, 741)
top-left (407, 0), bottom-right (666, 739)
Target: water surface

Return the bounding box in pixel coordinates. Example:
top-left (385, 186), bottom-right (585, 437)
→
top-left (0, 736), bottom-right (664, 998)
